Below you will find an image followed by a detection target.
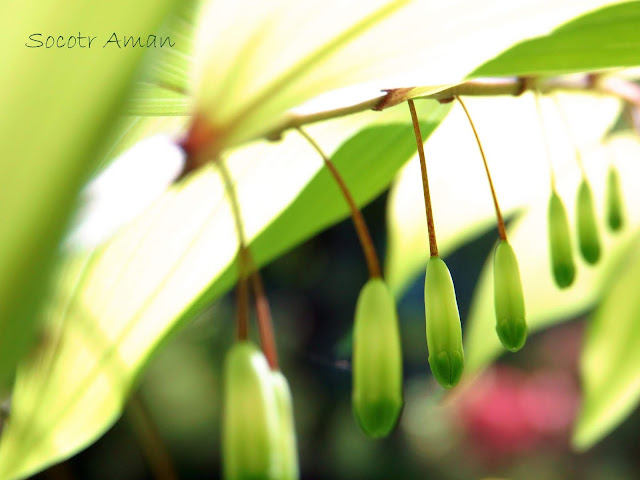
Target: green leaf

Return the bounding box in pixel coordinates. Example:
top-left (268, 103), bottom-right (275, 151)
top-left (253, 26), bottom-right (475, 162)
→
top-left (125, 84), bottom-right (191, 116)
top-left (130, 1), bottom-right (630, 119)
top-left (473, 2), bottom-right (640, 77)
top-left (143, 0), bottom-right (199, 95)
top-left (573, 232), bottom-right (640, 450)
top-left (464, 134), bottom-right (640, 376)
top-left (0, 0), bottom-right (178, 389)
top-left (174, 0), bottom-right (618, 141)
top-left (125, 0), bottom-right (199, 116)
top-left (0, 102), bottom-right (448, 478)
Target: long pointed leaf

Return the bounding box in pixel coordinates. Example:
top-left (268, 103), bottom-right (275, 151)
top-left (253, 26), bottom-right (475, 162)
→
top-left (0, 0), bottom-right (178, 389)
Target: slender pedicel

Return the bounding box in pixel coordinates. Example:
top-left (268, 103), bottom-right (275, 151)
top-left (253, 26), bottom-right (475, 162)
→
top-left (235, 247), bottom-right (249, 341)
top-left (551, 95), bottom-right (586, 177)
top-left (534, 92), bottom-right (557, 189)
top-left (408, 100), bottom-right (464, 388)
top-left (296, 127), bottom-right (381, 279)
top-left (407, 100), bottom-right (438, 257)
top-left (456, 96), bottom-right (506, 241)
top-left (216, 160), bottom-right (279, 369)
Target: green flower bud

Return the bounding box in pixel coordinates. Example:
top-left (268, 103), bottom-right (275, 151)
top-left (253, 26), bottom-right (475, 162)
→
top-left (271, 371), bottom-right (299, 480)
top-left (223, 341), bottom-right (280, 480)
top-left (352, 278), bottom-right (403, 438)
top-left (424, 257), bottom-right (464, 388)
top-left (493, 240), bottom-right (527, 352)
top-left (606, 165), bottom-right (625, 231)
top-left (576, 178), bottom-right (601, 264)
top-left (547, 191), bottom-right (576, 288)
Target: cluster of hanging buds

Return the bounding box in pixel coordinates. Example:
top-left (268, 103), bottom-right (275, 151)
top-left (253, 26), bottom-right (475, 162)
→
top-left (409, 96), bottom-right (530, 391)
top-left (214, 161), bottom-right (299, 480)
top-left (217, 91), bottom-right (541, 478)
top-left (178, 80), bottom-right (628, 478)
top-left (222, 340), bottom-right (299, 480)
top-left (536, 94), bottom-right (626, 290)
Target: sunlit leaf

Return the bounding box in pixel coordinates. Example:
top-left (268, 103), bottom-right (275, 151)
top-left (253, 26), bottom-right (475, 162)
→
top-left (125, 0), bottom-right (199, 115)
top-left (143, 0), bottom-right (199, 94)
top-left (188, 0), bottom-right (617, 145)
top-left (65, 135), bottom-right (186, 250)
top-left (96, 116), bottom-right (188, 170)
top-left (0, 0), bottom-right (178, 389)
top-left (573, 233), bottom-right (640, 451)
top-left (130, 1), bottom-right (632, 119)
top-left (464, 134), bottom-right (640, 376)
top-left (64, 116), bottom-right (188, 251)
top-left (126, 84), bottom-right (191, 116)
top-left (473, 1), bottom-right (640, 77)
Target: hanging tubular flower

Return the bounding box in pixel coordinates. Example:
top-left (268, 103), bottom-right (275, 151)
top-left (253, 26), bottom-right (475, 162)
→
top-left (493, 240), bottom-right (527, 352)
top-left (454, 95), bottom-right (527, 352)
top-left (424, 257), bottom-right (464, 388)
top-left (576, 178), bottom-right (601, 264)
top-left (606, 165), bottom-right (625, 231)
top-left (271, 370), bottom-right (299, 480)
top-left (547, 190), bottom-right (576, 288)
top-left (222, 341), bottom-right (281, 480)
top-left (352, 278), bottom-right (403, 438)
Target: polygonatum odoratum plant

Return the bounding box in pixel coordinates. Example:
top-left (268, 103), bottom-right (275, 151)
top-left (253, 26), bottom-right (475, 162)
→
top-left (1, 0), bottom-right (640, 478)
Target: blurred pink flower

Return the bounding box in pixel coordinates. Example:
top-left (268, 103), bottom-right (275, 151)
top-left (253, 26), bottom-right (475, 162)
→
top-left (456, 365), bottom-right (580, 463)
